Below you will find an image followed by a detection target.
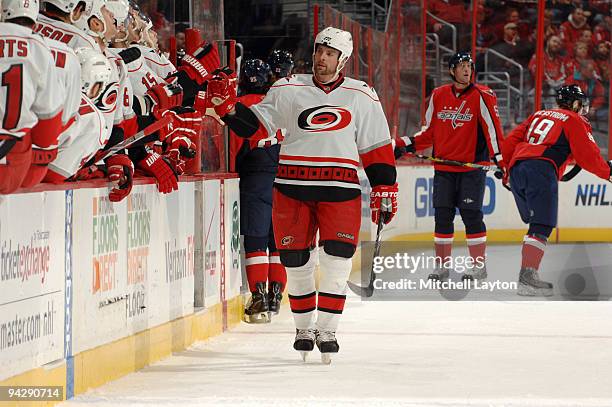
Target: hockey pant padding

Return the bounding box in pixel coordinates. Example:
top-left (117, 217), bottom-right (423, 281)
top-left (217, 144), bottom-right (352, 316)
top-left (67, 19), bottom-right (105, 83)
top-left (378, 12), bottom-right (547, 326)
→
top-left (434, 207), bottom-right (455, 235)
top-left (459, 208), bottom-right (486, 235)
top-left (287, 249), bottom-right (317, 330)
top-left (316, 251), bottom-right (351, 332)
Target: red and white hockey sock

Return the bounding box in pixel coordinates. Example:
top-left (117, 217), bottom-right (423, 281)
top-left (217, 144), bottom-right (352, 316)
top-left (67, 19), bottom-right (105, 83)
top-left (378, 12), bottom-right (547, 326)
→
top-left (466, 232), bottom-right (487, 263)
top-left (316, 251), bottom-right (351, 333)
top-left (287, 249), bottom-right (316, 330)
top-left (521, 234), bottom-right (547, 270)
top-left (434, 233), bottom-right (454, 267)
top-left (245, 251), bottom-right (268, 292)
top-left (268, 251), bottom-right (287, 291)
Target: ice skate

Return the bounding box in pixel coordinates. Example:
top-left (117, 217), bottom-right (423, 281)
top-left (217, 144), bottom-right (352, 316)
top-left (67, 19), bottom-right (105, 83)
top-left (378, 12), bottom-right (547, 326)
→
top-left (462, 263), bottom-right (487, 281)
top-left (294, 329), bottom-right (316, 361)
top-left (315, 330), bottom-right (339, 364)
top-left (517, 267), bottom-right (553, 297)
top-left (243, 282), bottom-right (271, 323)
top-left (428, 267), bottom-right (450, 282)
top-left (268, 281), bottom-right (283, 315)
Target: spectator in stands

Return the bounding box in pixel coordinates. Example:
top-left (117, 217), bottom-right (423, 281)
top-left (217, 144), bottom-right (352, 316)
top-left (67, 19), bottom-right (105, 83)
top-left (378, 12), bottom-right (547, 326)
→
top-left (578, 29), bottom-right (595, 52)
top-left (593, 40), bottom-right (610, 80)
top-left (495, 8), bottom-right (531, 46)
top-left (476, 5), bottom-right (498, 49)
top-left (542, 9), bottom-right (560, 42)
top-left (593, 14), bottom-right (611, 44)
top-left (566, 59), bottom-right (606, 121)
top-left (529, 35), bottom-right (570, 108)
top-left (560, 7), bottom-right (591, 48)
top-left (565, 41), bottom-right (594, 75)
top-left (490, 23), bottom-right (533, 86)
top-left (427, 0), bottom-right (472, 49)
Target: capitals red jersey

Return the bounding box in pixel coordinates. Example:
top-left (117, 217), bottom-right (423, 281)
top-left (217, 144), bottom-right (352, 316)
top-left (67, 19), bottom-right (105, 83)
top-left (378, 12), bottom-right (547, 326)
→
top-left (502, 109), bottom-right (610, 180)
top-left (401, 83), bottom-right (504, 172)
top-left (251, 74), bottom-right (396, 201)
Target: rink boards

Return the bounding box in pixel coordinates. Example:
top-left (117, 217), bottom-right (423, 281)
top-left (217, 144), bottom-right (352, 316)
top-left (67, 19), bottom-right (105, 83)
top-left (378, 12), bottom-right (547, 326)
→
top-left (0, 177), bottom-right (244, 403)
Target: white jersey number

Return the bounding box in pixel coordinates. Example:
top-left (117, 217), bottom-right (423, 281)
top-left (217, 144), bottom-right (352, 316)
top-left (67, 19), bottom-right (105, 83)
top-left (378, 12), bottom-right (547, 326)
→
top-left (526, 118), bottom-right (555, 145)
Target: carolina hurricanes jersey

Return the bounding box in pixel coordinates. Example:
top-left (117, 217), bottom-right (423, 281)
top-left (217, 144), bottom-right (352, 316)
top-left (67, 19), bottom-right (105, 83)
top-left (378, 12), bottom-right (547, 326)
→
top-left (401, 83), bottom-right (504, 172)
top-left (135, 45), bottom-right (176, 80)
top-left (251, 74), bottom-right (396, 201)
top-left (0, 23), bottom-right (63, 140)
top-left (502, 109), bottom-right (610, 180)
top-left (48, 95), bottom-right (109, 178)
top-left (111, 46), bottom-right (164, 98)
top-left (230, 93), bottom-right (282, 173)
top-left (35, 14), bottom-right (101, 51)
top-left (43, 38), bottom-right (81, 129)
top-left (105, 49), bottom-right (136, 128)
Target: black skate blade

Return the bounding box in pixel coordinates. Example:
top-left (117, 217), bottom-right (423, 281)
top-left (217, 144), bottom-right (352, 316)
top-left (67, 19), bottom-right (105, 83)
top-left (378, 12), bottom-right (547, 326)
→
top-left (347, 280), bottom-right (374, 298)
top-left (243, 312), bottom-right (271, 324)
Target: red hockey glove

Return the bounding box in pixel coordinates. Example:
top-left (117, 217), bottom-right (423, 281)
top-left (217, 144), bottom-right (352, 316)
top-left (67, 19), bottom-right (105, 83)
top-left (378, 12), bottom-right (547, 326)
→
top-left (370, 183), bottom-right (399, 225)
top-left (105, 154), bottom-right (134, 202)
top-left (204, 70), bottom-right (237, 118)
top-left (164, 133), bottom-right (197, 175)
top-left (75, 164), bottom-right (106, 180)
top-left (393, 136), bottom-right (415, 159)
top-left (146, 82), bottom-right (183, 119)
top-left (178, 41), bottom-right (220, 85)
top-left (608, 161), bottom-right (612, 183)
top-left (158, 106), bottom-right (203, 143)
top-left (137, 151), bottom-right (178, 194)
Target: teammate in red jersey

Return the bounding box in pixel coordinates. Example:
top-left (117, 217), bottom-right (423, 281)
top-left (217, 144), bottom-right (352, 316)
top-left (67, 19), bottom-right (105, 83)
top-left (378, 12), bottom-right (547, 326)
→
top-left (502, 85), bottom-right (612, 296)
top-left (202, 27), bottom-right (398, 363)
top-left (395, 51), bottom-right (506, 282)
top-left (231, 59), bottom-right (287, 323)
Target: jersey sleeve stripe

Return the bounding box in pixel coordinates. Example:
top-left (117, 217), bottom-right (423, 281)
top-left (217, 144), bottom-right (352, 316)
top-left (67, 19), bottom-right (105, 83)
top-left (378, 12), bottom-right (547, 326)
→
top-left (479, 95), bottom-right (500, 155)
top-left (414, 93), bottom-right (434, 138)
top-left (358, 139), bottom-right (391, 155)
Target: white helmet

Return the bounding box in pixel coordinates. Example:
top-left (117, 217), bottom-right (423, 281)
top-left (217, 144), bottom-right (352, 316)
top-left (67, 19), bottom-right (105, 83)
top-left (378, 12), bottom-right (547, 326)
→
top-left (73, 0), bottom-right (109, 39)
top-left (75, 47), bottom-right (112, 100)
top-left (314, 26), bottom-right (353, 69)
top-left (43, 0), bottom-right (79, 14)
top-left (105, 0), bottom-right (127, 26)
top-left (1, 0), bottom-right (40, 23)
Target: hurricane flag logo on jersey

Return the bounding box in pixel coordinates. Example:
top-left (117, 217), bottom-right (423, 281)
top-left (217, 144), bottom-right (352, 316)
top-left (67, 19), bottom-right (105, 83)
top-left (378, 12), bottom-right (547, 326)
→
top-left (297, 105), bottom-right (352, 132)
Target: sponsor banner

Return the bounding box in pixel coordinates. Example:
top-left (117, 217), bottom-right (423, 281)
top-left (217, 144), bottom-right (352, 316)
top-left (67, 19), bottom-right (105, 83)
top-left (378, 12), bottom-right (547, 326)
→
top-left (558, 167), bottom-right (612, 228)
top-left (203, 180), bottom-right (221, 306)
top-left (72, 187), bottom-right (129, 354)
top-left (387, 166), bottom-right (519, 239)
top-left (72, 183), bottom-right (196, 354)
top-left (223, 178), bottom-right (241, 299)
top-left (0, 191), bottom-right (65, 380)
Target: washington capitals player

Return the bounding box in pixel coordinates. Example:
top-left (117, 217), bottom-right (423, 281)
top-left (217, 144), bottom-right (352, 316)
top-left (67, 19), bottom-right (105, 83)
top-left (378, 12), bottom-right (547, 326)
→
top-left (267, 49), bottom-right (294, 83)
top-left (230, 59), bottom-right (286, 323)
top-left (204, 27), bottom-right (398, 363)
top-left (502, 85), bottom-right (612, 296)
top-left (395, 52), bottom-right (505, 282)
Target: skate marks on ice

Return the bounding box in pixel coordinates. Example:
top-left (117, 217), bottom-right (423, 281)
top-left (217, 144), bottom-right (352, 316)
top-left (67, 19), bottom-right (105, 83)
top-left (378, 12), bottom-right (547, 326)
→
top-left (351, 242), bottom-right (612, 301)
top-left (62, 299), bottom-right (612, 406)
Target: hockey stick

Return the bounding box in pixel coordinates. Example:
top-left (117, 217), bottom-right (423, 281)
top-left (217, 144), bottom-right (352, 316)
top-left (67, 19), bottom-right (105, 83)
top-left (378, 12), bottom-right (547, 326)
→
top-left (561, 164), bottom-right (582, 182)
top-left (347, 215), bottom-right (384, 298)
top-left (410, 153), bottom-right (511, 191)
top-left (94, 115), bottom-right (172, 163)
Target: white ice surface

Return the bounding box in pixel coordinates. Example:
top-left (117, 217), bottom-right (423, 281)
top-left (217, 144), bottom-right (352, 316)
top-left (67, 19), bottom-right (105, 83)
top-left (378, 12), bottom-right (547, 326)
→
top-left (62, 296), bottom-right (612, 407)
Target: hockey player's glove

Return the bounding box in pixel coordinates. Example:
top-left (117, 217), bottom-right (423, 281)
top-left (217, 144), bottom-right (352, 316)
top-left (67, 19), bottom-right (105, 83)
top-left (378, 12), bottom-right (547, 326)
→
top-left (158, 106), bottom-right (203, 144)
top-left (75, 164), bottom-right (106, 180)
top-left (164, 133), bottom-right (197, 175)
top-left (105, 154), bottom-right (134, 202)
top-left (370, 183), bottom-right (399, 225)
top-left (178, 41), bottom-right (221, 85)
top-left (608, 160), bottom-right (612, 182)
top-left (393, 136), bottom-right (415, 159)
top-left (137, 151), bottom-right (179, 194)
top-left (204, 69), bottom-right (237, 118)
top-left (147, 82), bottom-right (184, 119)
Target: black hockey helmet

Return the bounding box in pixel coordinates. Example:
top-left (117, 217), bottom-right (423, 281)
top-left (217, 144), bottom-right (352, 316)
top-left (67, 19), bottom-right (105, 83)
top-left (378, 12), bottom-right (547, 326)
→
top-left (448, 51), bottom-right (474, 83)
top-left (556, 85), bottom-right (589, 114)
top-left (268, 49), bottom-right (294, 78)
top-left (239, 59), bottom-right (272, 94)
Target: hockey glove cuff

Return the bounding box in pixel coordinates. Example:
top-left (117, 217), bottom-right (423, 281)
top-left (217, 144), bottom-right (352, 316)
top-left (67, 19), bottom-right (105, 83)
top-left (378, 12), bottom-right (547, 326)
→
top-left (137, 151), bottom-right (179, 194)
top-left (105, 154), bottom-right (134, 202)
top-left (370, 183), bottom-right (399, 225)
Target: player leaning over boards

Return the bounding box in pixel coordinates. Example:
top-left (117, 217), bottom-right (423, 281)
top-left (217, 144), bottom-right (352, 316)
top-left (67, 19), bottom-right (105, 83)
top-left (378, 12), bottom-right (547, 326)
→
top-left (501, 85), bottom-right (612, 297)
top-left (394, 52), bottom-right (506, 283)
top-left (203, 27), bottom-right (398, 363)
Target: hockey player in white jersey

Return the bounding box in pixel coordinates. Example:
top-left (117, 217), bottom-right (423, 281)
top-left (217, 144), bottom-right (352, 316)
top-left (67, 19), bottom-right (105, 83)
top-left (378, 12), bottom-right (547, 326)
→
top-left (0, 0), bottom-right (64, 193)
top-left (204, 27), bottom-right (398, 363)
